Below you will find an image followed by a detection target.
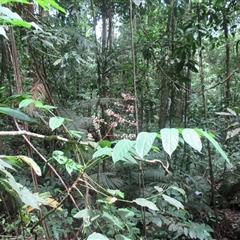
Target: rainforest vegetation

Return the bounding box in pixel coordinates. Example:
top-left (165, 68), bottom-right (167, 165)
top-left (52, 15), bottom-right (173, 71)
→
top-left (1, 0), bottom-right (240, 239)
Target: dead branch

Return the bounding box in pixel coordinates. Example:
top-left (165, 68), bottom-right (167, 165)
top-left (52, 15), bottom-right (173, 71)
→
top-left (0, 130), bottom-right (89, 145)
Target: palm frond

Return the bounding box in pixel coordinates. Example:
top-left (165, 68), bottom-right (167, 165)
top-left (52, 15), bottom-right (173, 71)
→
top-left (89, 172), bottom-right (124, 189)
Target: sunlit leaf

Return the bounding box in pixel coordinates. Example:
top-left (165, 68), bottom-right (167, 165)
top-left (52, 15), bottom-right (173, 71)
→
top-left (154, 186), bottom-right (164, 193)
top-left (87, 233), bottom-right (109, 240)
top-left (226, 128), bottom-right (240, 140)
top-left (29, 22), bottom-right (43, 31)
top-left (215, 112), bottom-right (233, 116)
top-left (106, 196), bottom-right (118, 203)
top-left (18, 155), bottom-right (41, 176)
top-left (162, 194), bottom-right (184, 210)
top-left (49, 116), bottom-right (65, 131)
top-left (170, 186), bottom-right (186, 196)
top-left (0, 6), bottom-right (22, 20)
top-left (73, 208), bottom-right (94, 219)
top-left (0, 26), bottom-right (8, 39)
top-left (112, 139), bottom-right (135, 163)
top-left (0, 158), bottom-right (15, 170)
top-left (19, 99), bottom-right (35, 108)
top-left (93, 147), bottom-right (112, 159)
top-left (136, 132), bottom-right (157, 159)
top-left (41, 39), bottom-right (54, 48)
top-left (160, 128), bottom-right (179, 157)
top-left (25, 196), bottom-right (62, 212)
top-left (133, 198), bottom-right (159, 211)
top-left (227, 107), bottom-right (236, 116)
top-left (132, 0), bottom-right (142, 7)
top-left (106, 189), bottom-right (124, 198)
top-left (53, 58), bottom-right (62, 66)
top-left (182, 128), bottom-right (202, 153)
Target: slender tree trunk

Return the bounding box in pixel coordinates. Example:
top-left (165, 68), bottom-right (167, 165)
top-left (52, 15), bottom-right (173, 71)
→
top-left (222, 11), bottom-right (230, 105)
top-left (198, 4), bottom-right (220, 239)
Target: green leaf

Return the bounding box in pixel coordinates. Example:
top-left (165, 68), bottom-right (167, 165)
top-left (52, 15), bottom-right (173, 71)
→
top-left (162, 194), bottom-right (184, 210)
top-left (0, 26), bottom-right (8, 39)
top-left (198, 129), bottom-right (231, 165)
top-left (0, 158), bottom-right (15, 170)
top-left (49, 116), bottom-right (65, 131)
top-left (18, 186), bottom-right (40, 210)
top-left (170, 186), bottom-right (186, 196)
top-left (112, 139), bottom-right (135, 163)
top-left (189, 228), bottom-right (197, 239)
top-left (123, 154), bottom-right (137, 164)
top-left (136, 132), bottom-right (157, 159)
top-left (160, 128), bottom-right (179, 157)
top-left (106, 189), bottom-right (124, 198)
top-left (53, 58), bottom-right (62, 66)
top-left (133, 198), bottom-right (159, 211)
top-left (133, 0), bottom-right (142, 7)
top-left (0, 106), bottom-right (37, 123)
top-left (18, 155), bottom-right (41, 176)
top-left (41, 39), bottom-right (54, 48)
top-left (102, 211), bottom-right (124, 230)
top-left (184, 227), bottom-right (188, 236)
top-left (0, 6), bottom-right (22, 20)
top-left (73, 208), bottom-right (94, 219)
top-left (99, 140), bottom-right (112, 148)
top-left (154, 186), bottom-right (164, 193)
top-left (93, 147), bottom-right (112, 159)
top-left (182, 128), bottom-right (202, 153)
top-left (65, 159), bottom-right (75, 175)
top-left (19, 99), bottom-right (35, 108)
top-left (29, 22), bottom-right (43, 31)
top-left (52, 150), bottom-right (68, 164)
top-left (117, 208), bottom-right (134, 219)
top-left (87, 233), bottom-right (109, 240)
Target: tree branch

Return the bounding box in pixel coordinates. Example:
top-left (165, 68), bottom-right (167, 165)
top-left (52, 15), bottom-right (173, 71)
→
top-left (0, 130), bottom-right (89, 145)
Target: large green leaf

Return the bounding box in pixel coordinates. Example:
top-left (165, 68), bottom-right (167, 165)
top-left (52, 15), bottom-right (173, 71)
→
top-left (18, 155), bottom-right (41, 176)
top-left (162, 194), bottom-right (184, 210)
top-left (0, 6), bottom-right (32, 27)
top-left (112, 139), bottom-right (135, 163)
top-left (0, 106), bottom-right (37, 123)
top-left (35, 0), bottom-right (66, 13)
top-left (87, 233), bottom-right (109, 240)
top-left (133, 198), bottom-right (159, 211)
top-left (73, 208), bottom-right (94, 219)
top-left (0, 158), bottom-right (15, 170)
top-left (136, 132), bottom-right (157, 159)
top-left (49, 116), bottom-right (65, 131)
top-left (182, 128), bottom-right (202, 153)
top-left (160, 128), bottom-right (179, 157)
top-left (198, 129), bottom-right (231, 165)
top-left (93, 147), bottom-right (113, 159)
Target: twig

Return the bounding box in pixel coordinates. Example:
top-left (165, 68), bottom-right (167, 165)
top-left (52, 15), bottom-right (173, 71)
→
top-left (13, 120), bottom-right (80, 212)
top-left (0, 130), bottom-right (89, 145)
top-left (134, 156), bottom-right (170, 174)
top-left (31, 175), bottom-right (83, 238)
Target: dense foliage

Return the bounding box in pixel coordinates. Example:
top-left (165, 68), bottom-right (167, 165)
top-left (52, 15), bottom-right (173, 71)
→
top-left (1, 0), bottom-right (240, 239)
